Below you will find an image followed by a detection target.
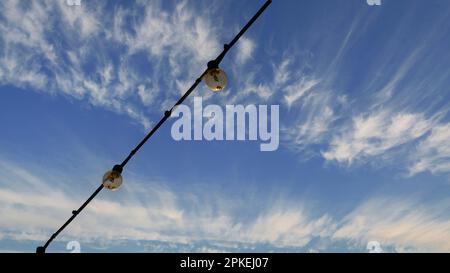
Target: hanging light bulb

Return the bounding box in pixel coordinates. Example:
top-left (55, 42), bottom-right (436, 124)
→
top-left (102, 169), bottom-right (123, 190)
top-left (203, 67), bottom-right (228, 91)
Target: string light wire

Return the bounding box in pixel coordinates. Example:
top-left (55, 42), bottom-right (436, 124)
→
top-left (36, 0), bottom-right (272, 253)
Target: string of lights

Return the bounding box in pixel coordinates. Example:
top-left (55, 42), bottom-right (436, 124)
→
top-left (36, 0), bottom-right (272, 253)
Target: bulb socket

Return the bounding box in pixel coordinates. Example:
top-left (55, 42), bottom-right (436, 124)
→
top-left (207, 60), bottom-right (219, 70)
top-left (112, 164), bottom-right (123, 174)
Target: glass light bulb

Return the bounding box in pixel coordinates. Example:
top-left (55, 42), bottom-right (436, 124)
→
top-left (203, 68), bottom-right (228, 91)
top-left (102, 170), bottom-right (123, 191)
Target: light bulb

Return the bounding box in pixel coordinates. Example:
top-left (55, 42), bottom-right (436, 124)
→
top-left (203, 68), bottom-right (228, 91)
top-left (102, 170), bottom-right (123, 191)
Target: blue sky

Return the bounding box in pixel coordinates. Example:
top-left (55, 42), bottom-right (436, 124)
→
top-left (1, 0), bottom-right (450, 253)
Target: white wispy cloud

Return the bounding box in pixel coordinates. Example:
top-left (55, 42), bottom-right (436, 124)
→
top-left (278, 55), bottom-right (346, 157)
top-left (371, 49), bottom-right (423, 107)
top-left (0, 157), bottom-right (328, 249)
top-left (267, 3), bottom-right (450, 177)
top-left (273, 59), bottom-right (291, 87)
top-left (322, 111), bottom-right (436, 165)
top-left (56, 0), bottom-right (100, 38)
top-left (283, 89), bottom-right (340, 157)
top-left (408, 123), bottom-right (450, 176)
top-left (283, 77), bottom-right (320, 108)
top-left (235, 37), bottom-right (255, 65)
top-left (0, 0), bottom-right (224, 129)
top-left (334, 196), bottom-right (450, 252)
top-left (241, 209), bottom-right (334, 247)
top-left (3, 157), bottom-right (450, 252)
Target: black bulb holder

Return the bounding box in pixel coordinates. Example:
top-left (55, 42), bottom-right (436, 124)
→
top-left (112, 164), bottom-right (123, 174)
top-left (207, 60), bottom-right (219, 70)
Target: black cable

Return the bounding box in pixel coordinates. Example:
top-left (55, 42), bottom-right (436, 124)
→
top-left (36, 0), bottom-right (272, 253)
top-left (36, 184), bottom-right (104, 253)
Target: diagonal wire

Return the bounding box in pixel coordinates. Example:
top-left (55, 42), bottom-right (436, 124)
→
top-left (36, 0), bottom-right (272, 253)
